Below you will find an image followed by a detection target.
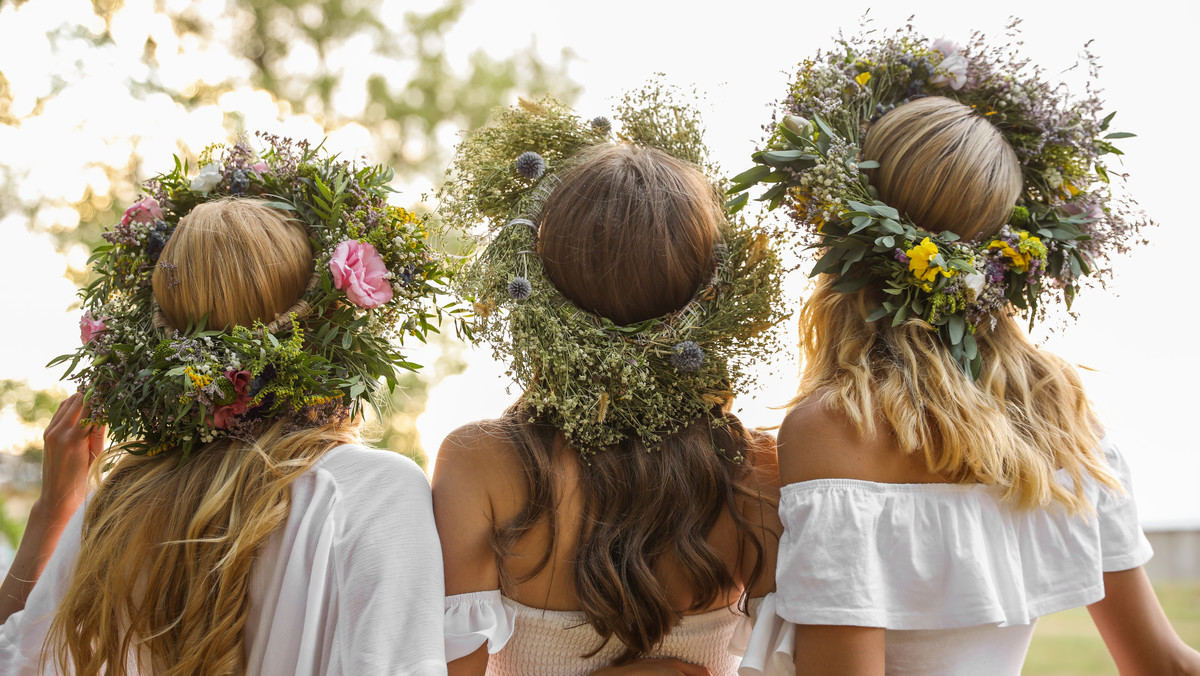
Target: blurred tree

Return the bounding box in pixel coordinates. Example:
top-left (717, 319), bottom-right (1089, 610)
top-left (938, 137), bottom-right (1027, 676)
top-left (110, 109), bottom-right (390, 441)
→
top-left (0, 0), bottom-right (577, 465)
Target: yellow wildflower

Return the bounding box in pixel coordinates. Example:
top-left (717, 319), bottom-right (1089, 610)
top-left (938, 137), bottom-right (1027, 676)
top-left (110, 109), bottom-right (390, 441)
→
top-left (906, 237), bottom-right (954, 284)
top-left (184, 366), bottom-right (213, 390)
top-left (855, 72), bottom-right (871, 86)
top-left (989, 231), bottom-right (1046, 272)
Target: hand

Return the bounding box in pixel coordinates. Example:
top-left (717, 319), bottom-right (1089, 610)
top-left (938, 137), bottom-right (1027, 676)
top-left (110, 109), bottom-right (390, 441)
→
top-left (590, 658), bottom-right (712, 676)
top-left (36, 393), bottom-right (104, 522)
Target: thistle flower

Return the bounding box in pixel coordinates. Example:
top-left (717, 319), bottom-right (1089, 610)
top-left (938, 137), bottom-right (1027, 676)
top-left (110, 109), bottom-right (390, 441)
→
top-left (507, 276), bottom-right (533, 301)
top-left (230, 169), bottom-right (250, 195)
top-left (590, 116), bottom-right (612, 134)
top-left (515, 151), bottom-right (546, 180)
top-left (670, 341), bottom-right (705, 372)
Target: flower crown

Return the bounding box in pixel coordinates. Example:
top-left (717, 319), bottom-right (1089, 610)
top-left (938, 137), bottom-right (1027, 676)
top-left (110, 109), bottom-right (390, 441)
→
top-left (728, 23), bottom-right (1151, 378)
top-left (441, 90), bottom-right (788, 452)
top-left (53, 134), bottom-right (453, 459)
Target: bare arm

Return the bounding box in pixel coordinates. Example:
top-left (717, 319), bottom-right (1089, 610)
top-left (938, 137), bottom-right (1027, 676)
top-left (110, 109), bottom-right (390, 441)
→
top-left (0, 394), bottom-right (101, 622)
top-left (792, 625), bottom-right (885, 676)
top-left (432, 424), bottom-right (505, 676)
top-left (778, 401), bottom-right (894, 675)
top-left (1088, 566), bottom-right (1200, 676)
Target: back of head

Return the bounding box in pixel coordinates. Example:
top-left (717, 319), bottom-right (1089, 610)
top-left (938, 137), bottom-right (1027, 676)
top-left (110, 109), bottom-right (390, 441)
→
top-left (537, 144), bottom-right (719, 325)
top-left (802, 96), bottom-right (1110, 513)
top-left (51, 199), bottom-right (360, 675)
top-left (497, 144), bottom-right (773, 660)
top-left (863, 96), bottom-right (1021, 241)
top-left (151, 199), bottom-right (312, 330)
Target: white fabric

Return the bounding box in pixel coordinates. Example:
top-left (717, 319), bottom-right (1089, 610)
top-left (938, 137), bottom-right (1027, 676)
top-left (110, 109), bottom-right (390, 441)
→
top-left (736, 434), bottom-right (1152, 676)
top-left (0, 444), bottom-right (447, 675)
top-left (444, 590), bottom-right (518, 660)
top-left (444, 591), bottom-right (746, 675)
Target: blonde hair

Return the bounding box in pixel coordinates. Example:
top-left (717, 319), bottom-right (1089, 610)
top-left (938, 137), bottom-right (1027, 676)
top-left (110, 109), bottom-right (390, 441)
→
top-left (46, 199), bottom-right (356, 675)
top-left (151, 199), bottom-right (313, 330)
top-left (797, 96), bottom-right (1115, 511)
top-left (862, 96), bottom-right (1022, 240)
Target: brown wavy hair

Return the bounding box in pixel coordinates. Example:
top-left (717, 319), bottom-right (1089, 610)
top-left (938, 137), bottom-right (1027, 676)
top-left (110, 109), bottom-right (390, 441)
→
top-left (796, 97), bottom-right (1115, 511)
top-left (496, 144), bottom-right (775, 661)
top-left (45, 200), bottom-right (360, 675)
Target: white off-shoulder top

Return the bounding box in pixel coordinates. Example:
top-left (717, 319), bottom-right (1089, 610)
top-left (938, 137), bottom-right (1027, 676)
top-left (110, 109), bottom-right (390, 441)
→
top-left (733, 434), bottom-right (1153, 676)
top-left (444, 590), bottom-right (746, 675)
top-left (0, 445), bottom-right (447, 676)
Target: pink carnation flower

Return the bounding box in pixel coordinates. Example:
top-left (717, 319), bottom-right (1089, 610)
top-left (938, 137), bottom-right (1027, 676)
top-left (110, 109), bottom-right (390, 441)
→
top-left (251, 162), bottom-right (269, 173)
top-left (120, 197), bottom-right (163, 226)
top-left (329, 240), bottom-right (394, 308)
top-left (212, 370), bottom-right (252, 430)
top-left (80, 311), bottom-right (107, 344)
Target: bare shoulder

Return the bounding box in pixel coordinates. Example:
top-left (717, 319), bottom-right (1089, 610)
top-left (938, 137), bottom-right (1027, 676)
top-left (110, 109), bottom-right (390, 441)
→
top-left (777, 394), bottom-right (929, 486)
top-left (432, 418), bottom-right (531, 523)
top-left (434, 419), bottom-right (521, 486)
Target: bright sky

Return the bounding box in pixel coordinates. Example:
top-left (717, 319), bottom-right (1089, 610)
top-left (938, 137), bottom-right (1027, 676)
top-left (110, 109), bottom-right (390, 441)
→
top-left (1, 0), bottom-right (1196, 527)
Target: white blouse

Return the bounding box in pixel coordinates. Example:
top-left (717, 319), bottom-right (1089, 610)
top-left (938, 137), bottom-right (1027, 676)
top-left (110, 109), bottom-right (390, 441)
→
top-left (0, 444), bottom-right (448, 675)
top-left (734, 434), bottom-right (1153, 676)
top-left (444, 590), bottom-right (746, 675)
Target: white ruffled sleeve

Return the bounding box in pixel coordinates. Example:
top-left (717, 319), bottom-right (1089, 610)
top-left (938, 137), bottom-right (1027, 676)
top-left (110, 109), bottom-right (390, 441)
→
top-left (773, 476), bottom-right (1113, 630)
top-left (444, 589), bottom-right (516, 661)
top-left (1095, 435), bottom-right (1154, 572)
top-left (729, 594), bottom-right (795, 676)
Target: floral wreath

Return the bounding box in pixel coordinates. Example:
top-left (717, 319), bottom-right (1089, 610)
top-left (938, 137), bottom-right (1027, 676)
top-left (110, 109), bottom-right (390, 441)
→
top-left (53, 134), bottom-right (454, 459)
top-left (728, 22), bottom-right (1151, 378)
top-left (440, 91), bottom-right (787, 452)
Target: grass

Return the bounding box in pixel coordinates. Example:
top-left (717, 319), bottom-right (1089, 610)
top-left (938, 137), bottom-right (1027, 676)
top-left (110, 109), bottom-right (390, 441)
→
top-left (1024, 582), bottom-right (1200, 675)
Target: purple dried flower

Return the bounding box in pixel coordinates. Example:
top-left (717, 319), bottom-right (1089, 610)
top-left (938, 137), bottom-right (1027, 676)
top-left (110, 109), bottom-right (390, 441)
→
top-left (507, 277), bottom-right (533, 301)
top-left (669, 341), bottom-right (705, 372)
top-left (515, 151), bottom-right (546, 180)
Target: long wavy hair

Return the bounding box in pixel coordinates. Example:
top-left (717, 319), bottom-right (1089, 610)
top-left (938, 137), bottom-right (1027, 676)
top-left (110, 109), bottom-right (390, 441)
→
top-left (45, 199), bottom-right (361, 675)
top-left (796, 96), bottom-right (1115, 512)
top-left (496, 144), bottom-right (776, 661)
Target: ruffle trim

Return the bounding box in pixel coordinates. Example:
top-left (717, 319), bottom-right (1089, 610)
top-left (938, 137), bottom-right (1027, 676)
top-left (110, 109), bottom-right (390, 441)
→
top-left (729, 595), bottom-right (794, 676)
top-left (771, 435), bottom-right (1152, 631)
top-left (444, 589), bottom-right (517, 662)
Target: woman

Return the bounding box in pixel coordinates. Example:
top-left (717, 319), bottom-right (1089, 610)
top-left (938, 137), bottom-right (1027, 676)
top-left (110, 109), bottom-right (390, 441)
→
top-left (434, 96), bottom-right (785, 675)
top-left (0, 140), bottom-right (448, 675)
top-left (735, 87), bottom-right (1200, 674)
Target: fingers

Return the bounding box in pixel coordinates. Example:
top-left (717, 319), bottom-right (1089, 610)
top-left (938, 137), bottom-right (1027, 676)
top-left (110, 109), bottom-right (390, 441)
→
top-left (88, 425), bottom-right (107, 462)
top-left (44, 394), bottom-right (102, 450)
top-left (44, 394), bottom-right (83, 443)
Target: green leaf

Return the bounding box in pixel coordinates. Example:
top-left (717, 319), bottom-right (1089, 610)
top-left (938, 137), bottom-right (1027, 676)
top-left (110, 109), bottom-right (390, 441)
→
top-left (891, 303), bottom-right (909, 327)
top-left (729, 165), bottom-right (773, 185)
top-left (1100, 110), bottom-right (1117, 131)
top-left (809, 247), bottom-right (845, 277)
top-left (832, 274), bottom-right (871, 293)
top-left (725, 192), bottom-right (749, 213)
top-left (879, 219), bottom-right (904, 234)
top-left (1104, 131), bottom-right (1135, 139)
top-left (865, 306), bottom-right (889, 322)
top-left (760, 150), bottom-right (809, 163)
top-left (947, 315), bottom-right (965, 344)
top-left (856, 160), bottom-right (880, 169)
top-left (814, 116), bottom-right (838, 140)
top-left (871, 204), bottom-right (900, 220)
top-left (963, 333), bottom-right (979, 360)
